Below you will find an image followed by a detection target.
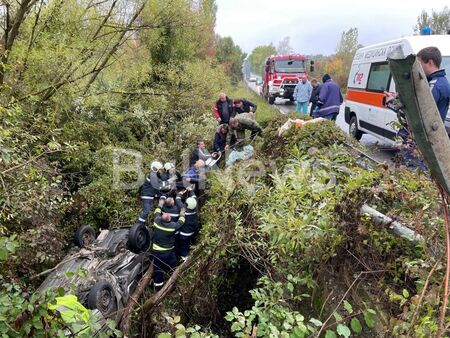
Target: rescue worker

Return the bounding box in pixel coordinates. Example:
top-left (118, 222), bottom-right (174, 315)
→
top-left (162, 162), bottom-right (183, 191)
top-left (136, 161), bottom-right (170, 225)
top-left (233, 98), bottom-right (257, 114)
top-left (152, 196), bottom-right (186, 291)
top-left (213, 92), bottom-right (235, 124)
top-left (161, 195), bottom-right (183, 222)
top-left (229, 112), bottom-right (263, 144)
top-left (214, 124), bottom-right (236, 153)
top-left (177, 190), bottom-right (200, 261)
top-left (190, 140), bottom-right (213, 166)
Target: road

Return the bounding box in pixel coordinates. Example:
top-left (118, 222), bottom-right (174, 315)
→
top-left (246, 80), bottom-right (396, 164)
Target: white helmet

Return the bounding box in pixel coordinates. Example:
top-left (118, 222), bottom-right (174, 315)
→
top-left (151, 161), bottom-right (163, 172)
top-left (186, 197), bottom-right (197, 210)
top-left (164, 162), bottom-right (175, 171)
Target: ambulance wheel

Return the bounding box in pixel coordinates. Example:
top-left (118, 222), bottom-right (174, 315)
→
top-left (74, 225), bottom-right (96, 248)
top-left (87, 281), bottom-right (117, 316)
top-left (349, 116), bottom-right (363, 141)
top-left (268, 95), bottom-right (275, 104)
top-left (128, 223), bottom-right (151, 253)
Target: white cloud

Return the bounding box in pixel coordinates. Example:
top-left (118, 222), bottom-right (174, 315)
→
top-left (215, 0), bottom-right (450, 55)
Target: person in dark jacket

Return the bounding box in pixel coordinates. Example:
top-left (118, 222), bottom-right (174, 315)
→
top-left (213, 93), bottom-right (235, 124)
top-left (213, 124), bottom-right (236, 153)
top-left (152, 196), bottom-right (185, 291)
top-left (417, 46), bottom-right (450, 122)
top-left (190, 140), bottom-right (212, 166)
top-left (136, 161), bottom-right (170, 225)
top-left (161, 162), bottom-right (183, 192)
top-left (309, 78), bottom-right (322, 116)
top-left (161, 195), bottom-right (183, 222)
top-left (233, 98), bottom-right (257, 114)
top-left (229, 113), bottom-right (263, 143)
top-left (314, 74), bottom-right (343, 121)
top-left (177, 190), bottom-right (200, 261)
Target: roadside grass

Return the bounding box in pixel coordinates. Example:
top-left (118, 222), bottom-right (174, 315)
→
top-left (229, 82), bottom-right (280, 126)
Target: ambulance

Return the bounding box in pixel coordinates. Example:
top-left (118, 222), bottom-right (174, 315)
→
top-left (344, 35), bottom-right (450, 143)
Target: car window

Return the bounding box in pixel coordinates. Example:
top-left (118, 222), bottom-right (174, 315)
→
top-left (367, 62), bottom-right (391, 92)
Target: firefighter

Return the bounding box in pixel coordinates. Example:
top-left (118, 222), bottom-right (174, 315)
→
top-left (229, 112), bottom-right (263, 144)
top-left (162, 162), bottom-right (183, 191)
top-left (136, 161), bottom-right (170, 225)
top-left (161, 195), bottom-right (183, 222)
top-left (152, 196), bottom-right (186, 291)
top-left (177, 190), bottom-right (200, 261)
top-left (233, 98), bottom-right (257, 114)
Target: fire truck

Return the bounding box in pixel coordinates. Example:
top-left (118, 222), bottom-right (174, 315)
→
top-left (262, 54), bottom-right (313, 104)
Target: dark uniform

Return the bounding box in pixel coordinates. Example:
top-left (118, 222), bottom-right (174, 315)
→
top-left (137, 171), bottom-right (170, 224)
top-left (177, 192), bottom-right (200, 260)
top-left (152, 198), bottom-right (185, 291)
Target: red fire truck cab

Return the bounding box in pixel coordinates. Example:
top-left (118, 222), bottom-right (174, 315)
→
top-left (262, 54), bottom-right (312, 104)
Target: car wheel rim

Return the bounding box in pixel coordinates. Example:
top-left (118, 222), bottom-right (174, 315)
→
top-left (99, 289), bottom-right (113, 312)
top-left (82, 232), bottom-right (95, 246)
top-left (136, 230), bottom-right (147, 248)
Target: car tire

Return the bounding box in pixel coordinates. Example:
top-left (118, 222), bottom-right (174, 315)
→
top-left (128, 223), bottom-right (151, 254)
top-left (74, 225), bottom-right (96, 248)
top-left (268, 95), bottom-right (275, 105)
top-left (87, 281), bottom-right (117, 317)
top-left (349, 115), bottom-right (363, 141)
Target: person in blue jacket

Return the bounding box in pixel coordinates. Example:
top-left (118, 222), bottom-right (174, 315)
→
top-left (417, 46), bottom-right (450, 122)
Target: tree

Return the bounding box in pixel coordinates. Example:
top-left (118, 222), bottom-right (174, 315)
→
top-left (216, 35), bottom-right (245, 85)
top-left (277, 36), bottom-right (294, 55)
top-left (248, 44), bottom-right (276, 75)
top-left (414, 7), bottom-right (450, 34)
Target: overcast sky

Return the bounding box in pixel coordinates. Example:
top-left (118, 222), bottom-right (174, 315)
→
top-left (215, 0), bottom-right (449, 56)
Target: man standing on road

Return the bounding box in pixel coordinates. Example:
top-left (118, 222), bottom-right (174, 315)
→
top-left (314, 74), bottom-right (343, 121)
top-left (213, 92), bottom-right (234, 124)
top-left (417, 47), bottom-right (450, 122)
top-left (309, 78), bottom-right (322, 116)
top-left (293, 75), bottom-right (312, 115)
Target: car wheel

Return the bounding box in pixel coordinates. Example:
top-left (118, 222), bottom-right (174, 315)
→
top-left (268, 95), bottom-right (275, 105)
top-left (128, 223), bottom-right (151, 254)
top-left (87, 281), bottom-right (117, 317)
top-left (349, 115), bottom-right (363, 141)
top-left (74, 225), bottom-right (96, 248)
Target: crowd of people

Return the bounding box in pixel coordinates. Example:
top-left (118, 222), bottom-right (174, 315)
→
top-left (293, 73), bottom-right (343, 121)
top-left (136, 93), bottom-right (264, 290)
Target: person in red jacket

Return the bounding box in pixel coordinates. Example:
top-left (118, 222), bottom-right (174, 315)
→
top-left (213, 92), bottom-right (234, 124)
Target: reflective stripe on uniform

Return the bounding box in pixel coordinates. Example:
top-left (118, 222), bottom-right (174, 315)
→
top-left (167, 213), bottom-right (179, 217)
top-left (141, 196), bottom-right (154, 200)
top-left (154, 282), bottom-right (164, 286)
top-left (180, 231), bottom-right (195, 236)
top-left (185, 212), bottom-right (197, 216)
top-left (179, 216), bottom-right (185, 222)
top-left (154, 207), bottom-right (162, 214)
top-left (146, 177), bottom-right (151, 182)
top-left (138, 218), bottom-right (146, 222)
top-left (153, 222), bottom-right (175, 232)
top-left (153, 243), bottom-right (174, 251)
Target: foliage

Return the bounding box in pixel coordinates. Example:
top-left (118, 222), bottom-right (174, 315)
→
top-left (414, 6), bottom-right (450, 35)
top-left (248, 44), bottom-right (277, 76)
top-left (216, 36), bottom-right (246, 85)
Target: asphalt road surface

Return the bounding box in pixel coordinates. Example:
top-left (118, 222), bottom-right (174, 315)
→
top-left (246, 80), bottom-right (396, 164)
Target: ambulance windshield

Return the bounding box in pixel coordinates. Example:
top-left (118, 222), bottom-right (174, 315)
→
top-left (274, 59), bottom-right (305, 73)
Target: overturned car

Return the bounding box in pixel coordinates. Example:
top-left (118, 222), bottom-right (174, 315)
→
top-left (38, 224), bottom-right (152, 322)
